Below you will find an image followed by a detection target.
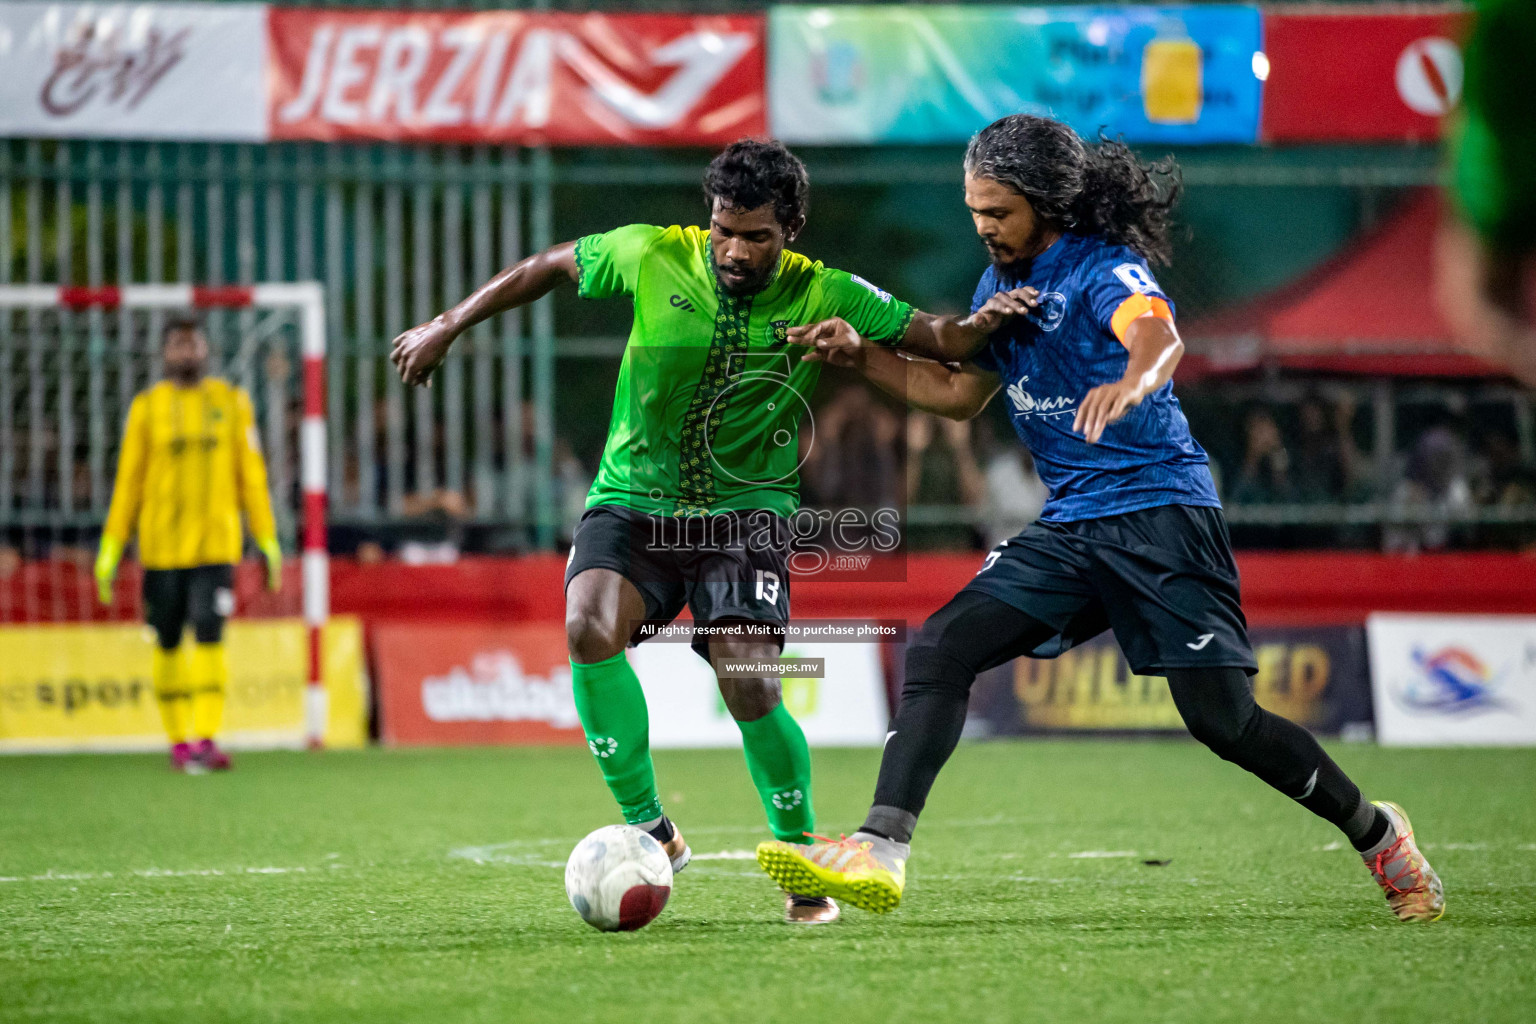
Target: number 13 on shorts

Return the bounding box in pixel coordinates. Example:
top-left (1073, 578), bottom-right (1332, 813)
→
top-left (755, 570), bottom-right (780, 602)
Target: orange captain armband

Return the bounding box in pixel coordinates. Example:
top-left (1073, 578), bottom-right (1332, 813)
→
top-left (1109, 294), bottom-right (1174, 346)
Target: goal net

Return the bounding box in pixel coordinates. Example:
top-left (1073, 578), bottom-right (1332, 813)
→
top-left (0, 283), bottom-right (331, 747)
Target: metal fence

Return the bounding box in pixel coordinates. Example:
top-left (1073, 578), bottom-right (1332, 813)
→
top-left (1, 139), bottom-right (560, 546)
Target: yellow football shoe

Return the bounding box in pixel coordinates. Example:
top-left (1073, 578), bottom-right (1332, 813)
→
top-left (756, 832), bottom-right (907, 914)
top-left (1364, 801), bottom-right (1445, 922)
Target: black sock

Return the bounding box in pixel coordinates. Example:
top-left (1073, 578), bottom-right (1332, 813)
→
top-left (1165, 667), bottom-right (1381, 847)
top-left (869, 685), bottom-right (970, 826)
top-left (645, 816), bottom-right (675, 844)
top-left (1348, 804), bottom-right (1391, 853)
top-left (864, 592), bottom-right (1056, 841)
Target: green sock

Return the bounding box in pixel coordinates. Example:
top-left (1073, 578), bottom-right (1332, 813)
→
top-left (570, 653), bottom-right (663, 825)
top-left (737, 703), bottom-right (815, 844)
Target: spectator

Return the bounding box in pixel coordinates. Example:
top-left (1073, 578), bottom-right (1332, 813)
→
top-left (975, 415), bottom-right (1048, 548)
top-left (553, 437), bottom-right (592, 546)
top-left (906, 411), bottom-right (985, 550)
top-left (1470, 428), bottom-right (1536, 550)
top-left (1293, 392), bottom-right (1364, 502)
top-left (801, 385), bottom-right (902, 511)
top-left (1384, 424), bottom-right (1475, 553)
top-left (1473, 429), bottom-right (1536, 507)
top-left (1230, 406), bottom-right (1292, 504)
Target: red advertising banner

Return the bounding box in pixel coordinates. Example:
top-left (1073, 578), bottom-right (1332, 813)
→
top-left (267, 9), bottom-right (765, 145)
top-left (373, 622), bottom-right (583, 746)
top-left (1261, 9), bottom-right (1473, 142)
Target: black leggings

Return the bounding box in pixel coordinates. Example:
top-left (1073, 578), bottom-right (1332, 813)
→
top-left (872, 590), bottom-right (1365, 833)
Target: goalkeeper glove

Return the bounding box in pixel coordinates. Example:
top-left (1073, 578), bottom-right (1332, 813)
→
top-left (258, 537), bottom-right (283, 592)
top-left (94, 536), bottom-right (123, 606)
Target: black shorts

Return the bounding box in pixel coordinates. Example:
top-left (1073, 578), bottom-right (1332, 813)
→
top-left (142, 564), bottom-right (235, 650)
top-left (964, 504), bottom-right (1256, 675)
top-left (564, 504), bottom-right (792, 660)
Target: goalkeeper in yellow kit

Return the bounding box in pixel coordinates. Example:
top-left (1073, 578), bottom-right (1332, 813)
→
top-left (95, 319), bottom-right (282, 772)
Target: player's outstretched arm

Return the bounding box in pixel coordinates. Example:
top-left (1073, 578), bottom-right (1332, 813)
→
top-left (1073, 315), bottom-right (1185, 444)
top-left (789, 317), bottom-right (1001, 421)
top-left (391, 241), bottom-right (579, 387)
top-left (96, 394), bottom-right (150, 605)
top-left (897, 288), bottom-right (1041, 363)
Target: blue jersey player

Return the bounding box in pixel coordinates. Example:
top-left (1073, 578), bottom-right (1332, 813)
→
top-left (756, 115), bottom-right (1445, 925)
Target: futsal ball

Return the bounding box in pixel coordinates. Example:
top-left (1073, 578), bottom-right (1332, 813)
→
top-left (564, 824), bottom-right (674, 931)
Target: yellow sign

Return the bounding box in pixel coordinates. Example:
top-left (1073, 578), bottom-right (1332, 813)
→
top-left (1142, 36), bottom-right (1204, 125)
top-left (0, 617), bottom-right (368, 751)
top-left (1014, 641), bottom-right (1334, 730)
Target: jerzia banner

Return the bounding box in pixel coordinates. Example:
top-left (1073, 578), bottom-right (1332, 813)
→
top-left (968, 625), bottom-right (1374, 736)
top-left (266, 9), bottom-right (766, 145)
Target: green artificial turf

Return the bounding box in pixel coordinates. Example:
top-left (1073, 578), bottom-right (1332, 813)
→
top-left (2, 741), bottom-right (1533, 1023)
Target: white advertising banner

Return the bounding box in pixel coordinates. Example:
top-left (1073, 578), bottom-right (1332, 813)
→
top-left (1367, 614), bottom-right (1536, 747)
top-left (0, 2), bottom-right (268, 141)
top-left (628, 638), bottom-right (888, 749)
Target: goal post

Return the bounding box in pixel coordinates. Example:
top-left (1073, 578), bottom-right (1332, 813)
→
top-left (0, 282), bottom-right (330, 747)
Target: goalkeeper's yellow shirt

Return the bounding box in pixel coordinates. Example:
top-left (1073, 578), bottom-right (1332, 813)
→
top-left (102, 378), bottom-right (278, 569)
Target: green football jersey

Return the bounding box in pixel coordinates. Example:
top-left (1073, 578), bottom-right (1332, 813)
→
top-left (575, 224), bottom-right (915, 517)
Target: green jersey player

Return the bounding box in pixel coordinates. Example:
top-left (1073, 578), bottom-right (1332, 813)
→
top-left (392, 140), bottom-right (993, 925)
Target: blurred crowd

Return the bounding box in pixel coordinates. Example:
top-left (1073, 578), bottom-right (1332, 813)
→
top-left (800, 384), bottom-right (1048, 551)
top-left (797, 384), bottom-right (1536, 554)
top-left (1214, 391), bottom-right (1536, 552)
top-left (7, 383), bottom-right (1536, 563)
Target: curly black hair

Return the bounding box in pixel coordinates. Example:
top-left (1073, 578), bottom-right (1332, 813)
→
top-left (964, 114), bottom-right (1182, 264)
top-left (702, 138), bottom-right (809, 229)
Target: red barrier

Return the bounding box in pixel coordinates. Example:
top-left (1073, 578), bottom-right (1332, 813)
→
top-left (330, 552), bottom-right (1536, 628)
top-left (10, 552), bottom-right (1533, 628)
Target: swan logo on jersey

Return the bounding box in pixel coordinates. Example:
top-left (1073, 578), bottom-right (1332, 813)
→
top-left (1026, 290), bottom-right (1068, 332)
top-left (1005, 375), bottom-right (1076, 419)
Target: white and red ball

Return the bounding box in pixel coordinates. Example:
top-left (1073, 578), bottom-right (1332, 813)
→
top-left (564, 825), bottom-right (673, 932)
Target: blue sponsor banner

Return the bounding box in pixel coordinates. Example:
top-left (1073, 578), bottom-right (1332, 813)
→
top-left (769, 5), bottom-right (1263, 145)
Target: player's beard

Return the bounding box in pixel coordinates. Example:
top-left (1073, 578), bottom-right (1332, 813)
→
top-left (712, 256), bottom-right (773, 297)
top-left (986, 220), bottom-right (1056, 281)
top-left (165, 356), bottom-right (206, 386)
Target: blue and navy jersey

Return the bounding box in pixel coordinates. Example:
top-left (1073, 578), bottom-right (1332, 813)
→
top-left (969, 232), bottom-right (1219, 522)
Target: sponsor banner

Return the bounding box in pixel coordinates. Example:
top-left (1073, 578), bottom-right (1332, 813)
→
top-left (0, 617), bottom-right (368, 752)
top-left (374, 620), bottom-right (888, 747)
top-left (0, 1), bottom-right (267, 141)
top-left (1367, 614), bottom-right (1536, 747)
top-left (373, 622), bottom-right (581, 746)
top-left (629, 638), bottom-right (888, 748)
top-left (267, 9), bottom-right (765, 145)
top-left (769, 5), bottom-right (1261, 145)
top-left (1260, 10), bottom-right (1472, 142)
top-left (968, 625), bottom-right (1372, 735)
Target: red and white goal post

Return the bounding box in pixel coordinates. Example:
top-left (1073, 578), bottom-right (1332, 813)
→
top-left (0, 283), bottom-right (330, 747)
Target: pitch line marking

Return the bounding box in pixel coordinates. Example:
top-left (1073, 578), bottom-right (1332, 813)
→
top-left (448, 838), bottom-right (756, 868)
top-left (0, 865), bottom-right (319, 884)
